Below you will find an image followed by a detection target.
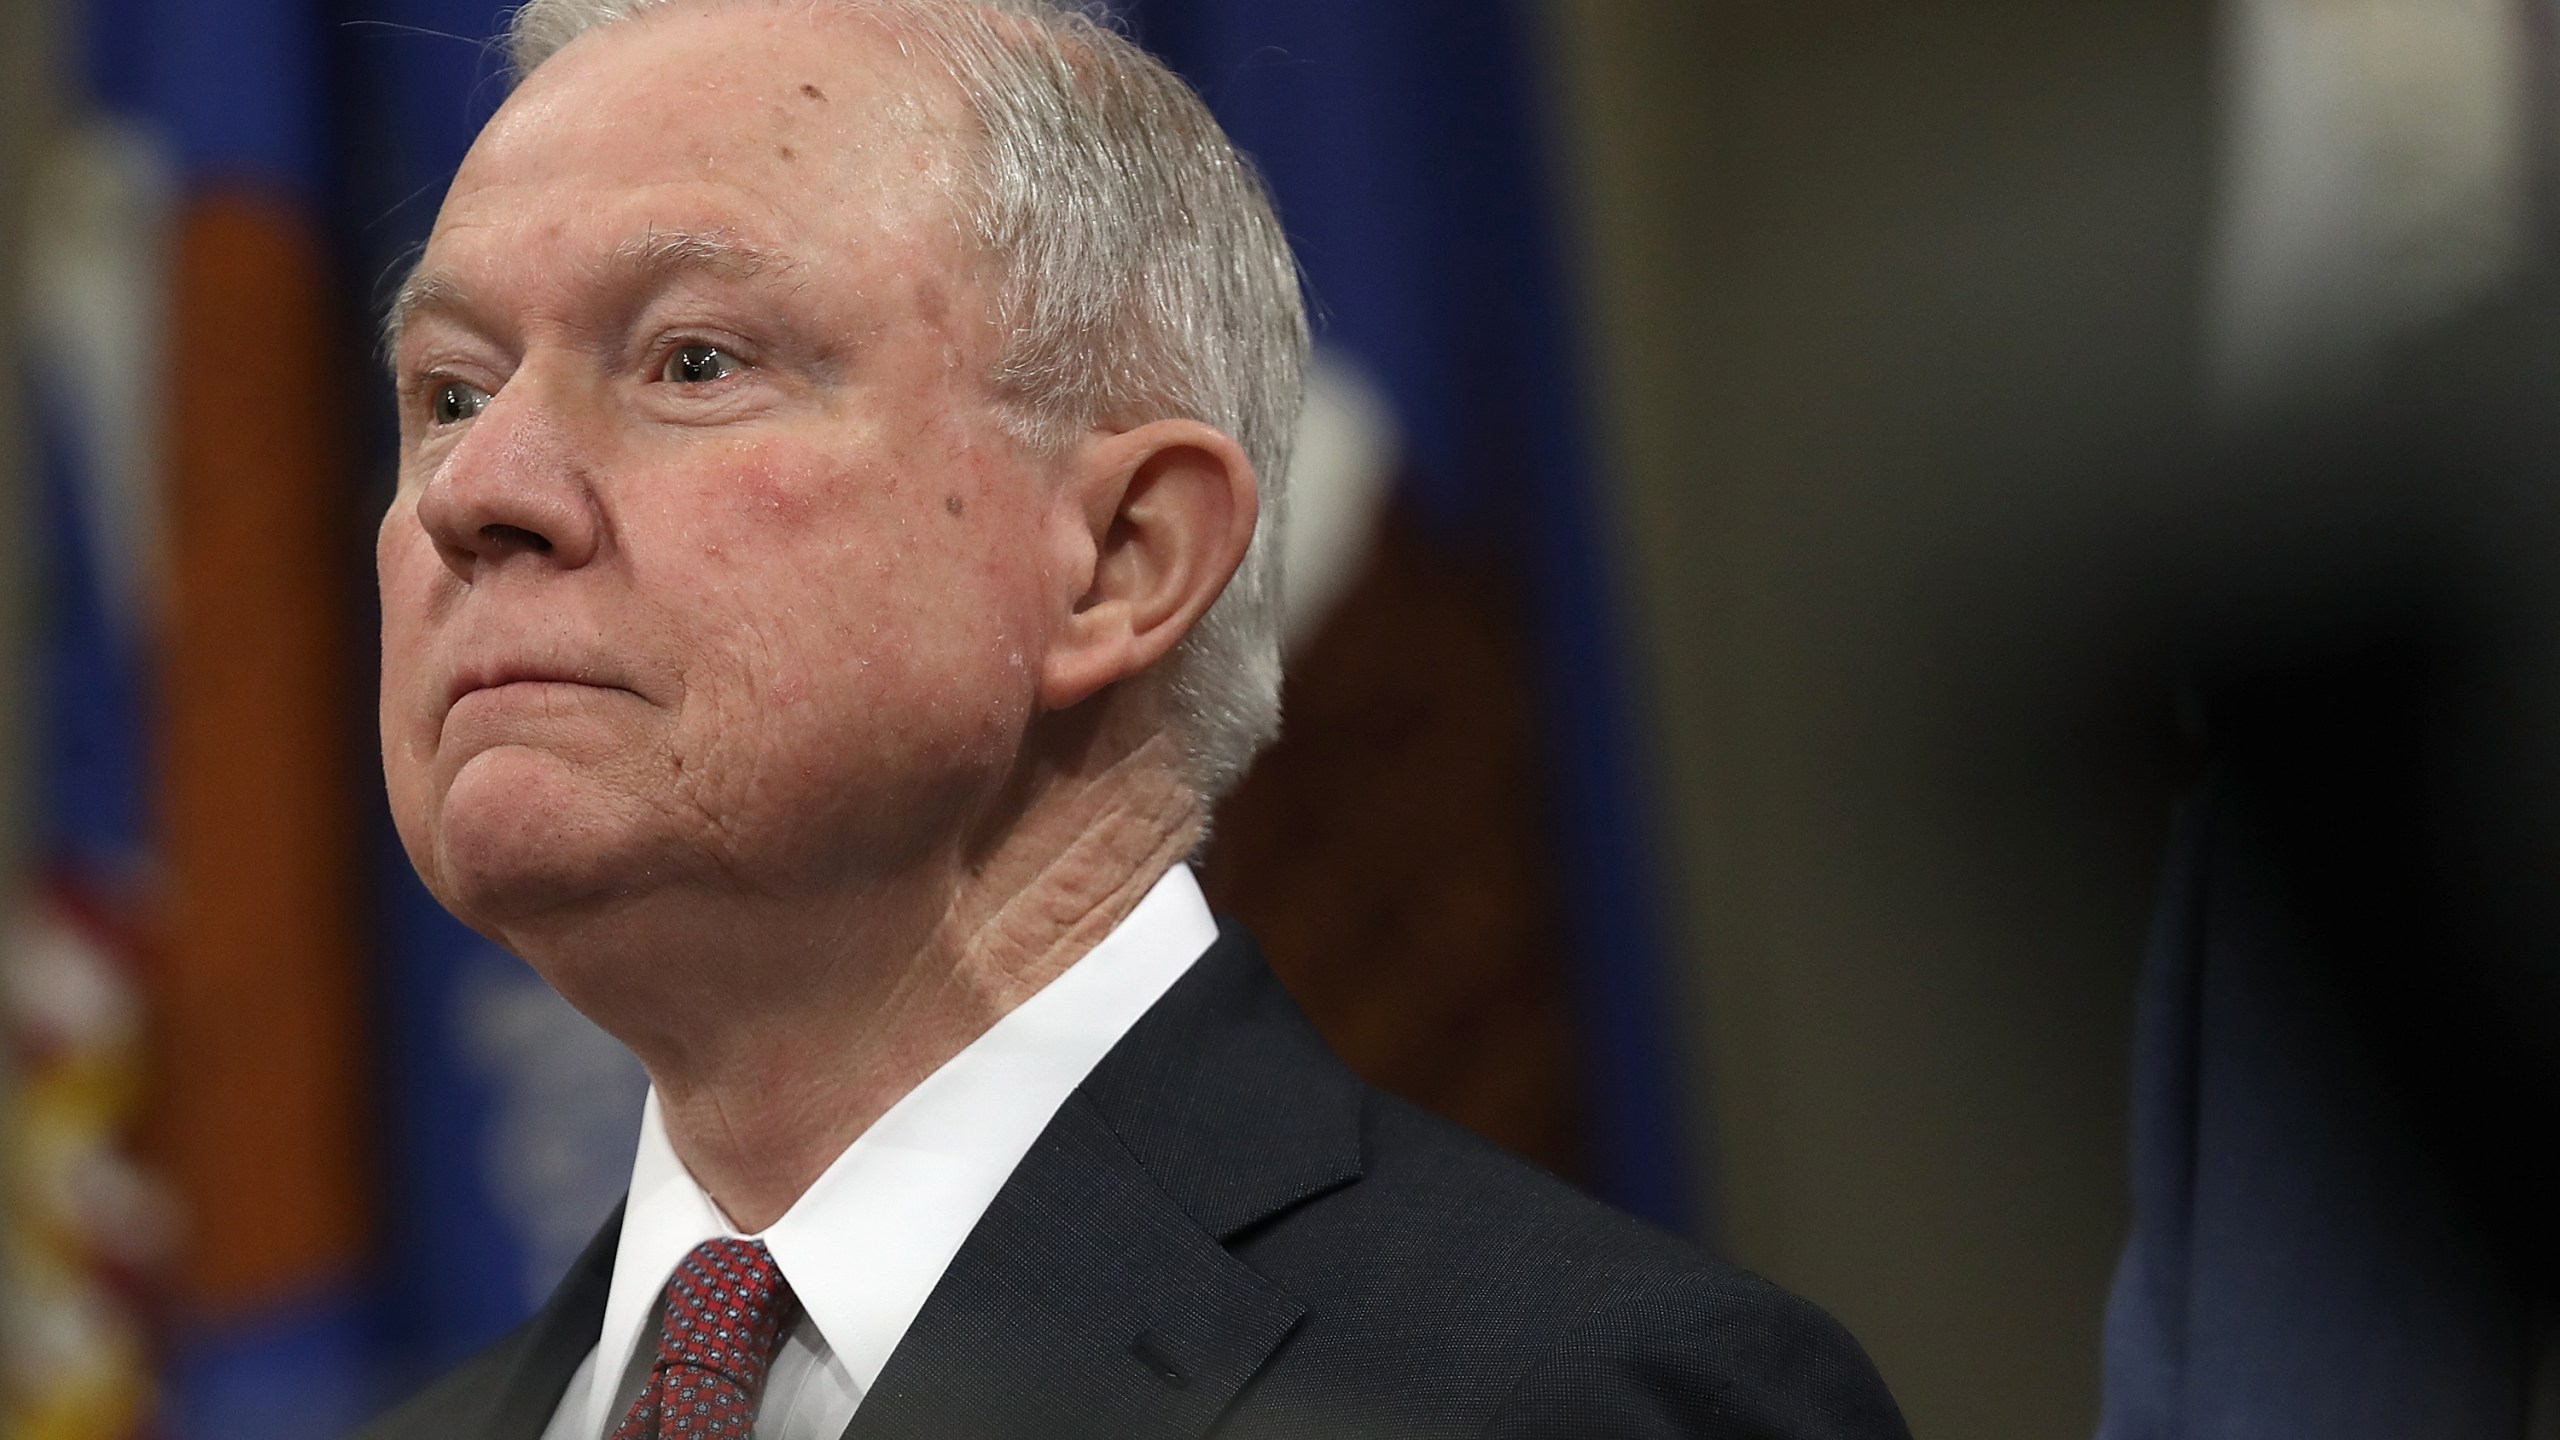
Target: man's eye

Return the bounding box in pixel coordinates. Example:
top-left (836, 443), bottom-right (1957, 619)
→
top-left (429, 380), bottom-right (491, 426)
top-left (663, 344), bottom-right (741, 384)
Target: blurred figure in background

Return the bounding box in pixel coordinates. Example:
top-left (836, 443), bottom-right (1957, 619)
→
top-left (2100, 0), bottom-right (2560, 1433)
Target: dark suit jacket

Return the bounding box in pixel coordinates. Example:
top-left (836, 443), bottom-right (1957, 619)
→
top-left (355, 923), bottom-right (1909, 1439)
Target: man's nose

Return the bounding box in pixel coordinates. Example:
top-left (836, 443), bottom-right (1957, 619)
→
top-left (411, 376), bottom-right (606, 577)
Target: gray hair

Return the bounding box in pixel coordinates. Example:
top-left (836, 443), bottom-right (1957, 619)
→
top-left (507, 0), bottom-right (1308, 800)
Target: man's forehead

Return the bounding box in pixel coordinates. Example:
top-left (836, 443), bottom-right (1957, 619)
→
top-left (437, 3), bottom-right (973, 237)
top-left (486, 1), bottom-right (969, 164)
top-left (392, 7), bottom-right (982, 346)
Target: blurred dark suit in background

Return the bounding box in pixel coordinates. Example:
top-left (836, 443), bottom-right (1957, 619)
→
top-left (2100, 280), bottom-right (2560, 1437)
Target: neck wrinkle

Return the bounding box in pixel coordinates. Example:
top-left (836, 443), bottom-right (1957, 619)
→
top-left (647, 735), bottom-right (1203, 1233)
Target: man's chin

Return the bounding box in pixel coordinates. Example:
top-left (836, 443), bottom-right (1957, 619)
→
top-left (425, 748), bottom-right (657, 933)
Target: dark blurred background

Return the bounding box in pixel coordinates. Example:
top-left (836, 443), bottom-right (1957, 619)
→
top-left (7, 1), bottom-right (2558, 1438)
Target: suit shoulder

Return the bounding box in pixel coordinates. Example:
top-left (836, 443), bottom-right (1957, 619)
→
top-left (1232, 1093), bottom-right (1907, 1438)
top-left (1347, 1089), bottom-right (1727, 1284)
top-left (1484, 1265), bottom-right (1912, 1439)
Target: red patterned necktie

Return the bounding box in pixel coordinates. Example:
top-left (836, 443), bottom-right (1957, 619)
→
top-left (609, 1238), bottom-right (797, 1439)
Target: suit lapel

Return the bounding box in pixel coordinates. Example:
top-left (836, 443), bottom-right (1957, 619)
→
top-left (845, 923), bottom-right (1365, 1440)
top-left (842, 1092), bottom-right (1304, 1440)
top-left (484, 1203), bottom-right (624, 1440)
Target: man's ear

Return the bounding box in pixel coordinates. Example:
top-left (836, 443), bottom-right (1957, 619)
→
top-left (1040, 418), bottom-right (1259, 712)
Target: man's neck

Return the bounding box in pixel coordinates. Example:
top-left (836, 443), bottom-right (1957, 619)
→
top-left (546, 735), bottom-right (1205, 1234)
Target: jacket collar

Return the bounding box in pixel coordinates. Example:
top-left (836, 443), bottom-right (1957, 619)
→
top-left (1074, 918), bottom-right (1367, 1239)
top-left (844, 920), bottom-right (1366, 1440)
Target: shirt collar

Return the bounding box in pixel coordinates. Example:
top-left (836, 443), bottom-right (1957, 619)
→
top-left (582, 862), bottom-right (1219, 1439)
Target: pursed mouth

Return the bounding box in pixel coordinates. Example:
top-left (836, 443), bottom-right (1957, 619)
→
top-left (443, 670), bottom-right (639, 718)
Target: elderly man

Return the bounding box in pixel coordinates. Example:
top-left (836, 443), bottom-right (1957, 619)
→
top-left (355, 2), bottom-right (1909, 1437)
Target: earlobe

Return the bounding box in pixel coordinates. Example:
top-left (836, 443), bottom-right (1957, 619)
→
top-left (1038, 419), bottom-right (1258, 712)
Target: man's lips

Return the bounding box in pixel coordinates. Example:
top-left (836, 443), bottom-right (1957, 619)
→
top-left (442, 666), bottom-right (637, 718)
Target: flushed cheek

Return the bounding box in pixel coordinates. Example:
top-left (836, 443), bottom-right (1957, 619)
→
top-left (642, 435), bottom-right (1049, 773)
top-left (723, 454), bottom-right (826, 529)
top-left (698, 429), bottom-right (860, 523)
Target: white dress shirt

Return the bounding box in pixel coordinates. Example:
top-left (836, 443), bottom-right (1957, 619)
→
top-left (539, 864), bottom-right (1220, 1440)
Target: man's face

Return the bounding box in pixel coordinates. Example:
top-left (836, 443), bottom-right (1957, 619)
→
top-left (381, 7), bottom-right (1057, 941)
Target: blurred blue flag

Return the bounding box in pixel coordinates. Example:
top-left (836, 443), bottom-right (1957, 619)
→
top-left (1123, 0), bottom-right (1695, 1229)
top-left (79, 0), bottom-right (378, 1434)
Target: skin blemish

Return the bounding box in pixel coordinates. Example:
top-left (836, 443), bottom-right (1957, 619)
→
top-left (777, 144), bottom-right (797, 161)
top-left (801, 83), bottom-right (826, 101)
top-left (913, 277), bottom-right (951, 327)
top-left (726, 443), bottom-right (818, 527)
top-left (945, 495), bottom-right (965, 517)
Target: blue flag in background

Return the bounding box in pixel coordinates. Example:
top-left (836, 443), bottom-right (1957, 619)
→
top-left (1122, 0), bottom-right (1695, 1230)
top-left (6, 314), bottom-right (160, 1440)
top-left (63, 0), bottom-right (377, 1434)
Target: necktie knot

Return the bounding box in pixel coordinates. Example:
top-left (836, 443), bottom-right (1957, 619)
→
top-left (611, 1238), bottom-right (795, 1439)
top-left (656, 1237), bottom-right (794, 1384)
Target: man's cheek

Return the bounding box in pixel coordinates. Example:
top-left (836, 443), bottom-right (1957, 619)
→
top-left (374, 616), bottom-right (431, 752)
top-left (376, 549), bottom-right (446, 695)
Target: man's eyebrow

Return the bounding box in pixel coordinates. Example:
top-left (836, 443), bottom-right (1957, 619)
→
top-left (380, 229), bottom-right (805, 364)
top-left (380, 267), bottom-right (464, 367)
top-left (604, 228), bottom-right (800, 279)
